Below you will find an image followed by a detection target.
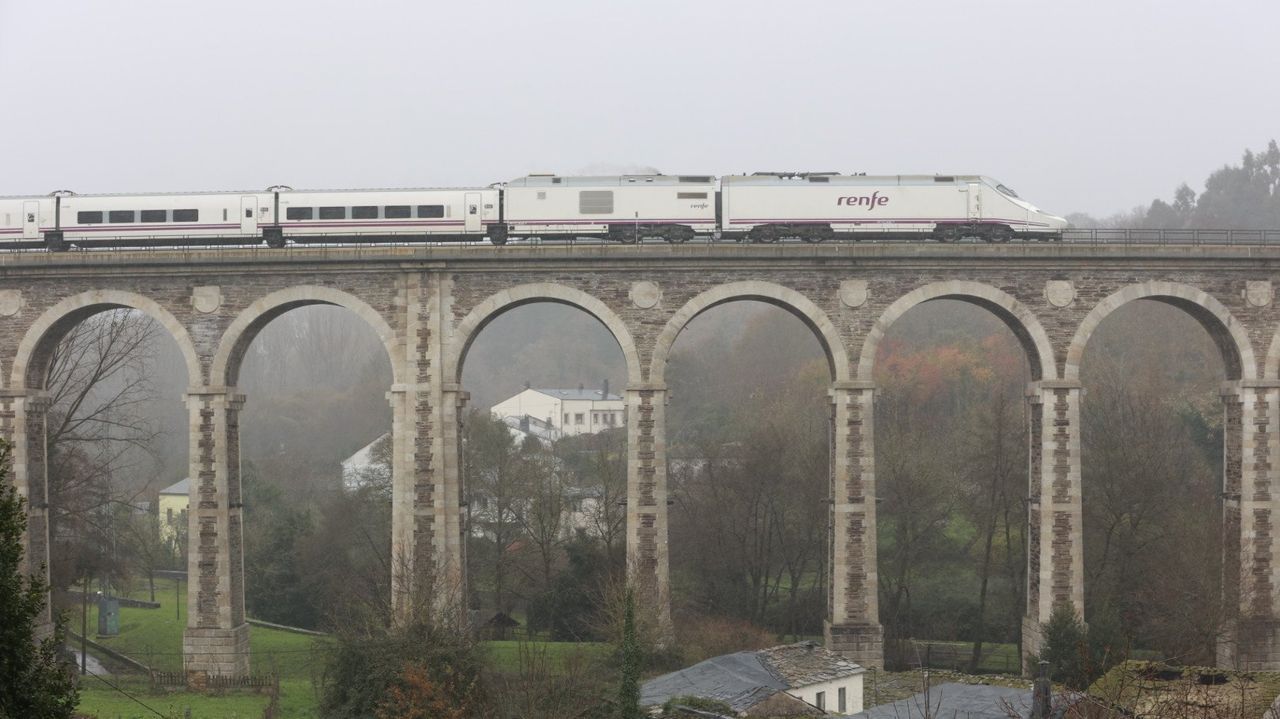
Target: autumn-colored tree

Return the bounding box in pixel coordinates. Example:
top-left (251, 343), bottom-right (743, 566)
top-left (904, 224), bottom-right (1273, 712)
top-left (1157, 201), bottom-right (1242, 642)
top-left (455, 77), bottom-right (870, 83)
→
top-left (375, 662), bottom-right (481, 719)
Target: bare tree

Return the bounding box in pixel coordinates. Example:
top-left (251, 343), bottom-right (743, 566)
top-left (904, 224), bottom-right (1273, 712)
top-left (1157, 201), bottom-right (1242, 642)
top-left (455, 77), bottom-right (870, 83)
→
top-left (44, 309), bottom-right (166, 598)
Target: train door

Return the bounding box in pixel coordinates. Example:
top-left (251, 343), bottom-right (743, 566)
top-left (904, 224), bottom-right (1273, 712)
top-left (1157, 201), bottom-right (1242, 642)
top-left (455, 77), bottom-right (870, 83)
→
top-left (241, 196), bottom-right (257, 235)
top-left (464, 193), bottom-right (481, 233)
top-left (22, 201), bottom-right (39, 239)
top-left (966, 183), bottom-right (983, 221)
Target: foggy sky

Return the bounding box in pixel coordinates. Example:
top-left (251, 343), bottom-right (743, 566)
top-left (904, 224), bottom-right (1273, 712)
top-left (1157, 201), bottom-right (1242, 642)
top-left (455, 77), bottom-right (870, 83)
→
top-left (2, 0), bottom-right (1276, 217)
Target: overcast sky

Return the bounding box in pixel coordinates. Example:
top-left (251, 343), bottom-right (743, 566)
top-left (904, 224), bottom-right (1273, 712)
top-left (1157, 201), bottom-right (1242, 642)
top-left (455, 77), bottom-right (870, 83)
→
top-left (1, 0), bottom-right (1276, 217)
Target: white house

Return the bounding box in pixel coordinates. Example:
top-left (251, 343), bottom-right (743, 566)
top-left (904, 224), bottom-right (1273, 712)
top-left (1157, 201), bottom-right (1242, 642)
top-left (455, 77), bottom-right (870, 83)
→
top-left (157, 478), bottom-right (189, 545)
top-left (640, 641), bottom-right (866, 716)
top-left (490, 382), bottom-right (624, 438)
top-left (341, 433), bottom-right (391, 492)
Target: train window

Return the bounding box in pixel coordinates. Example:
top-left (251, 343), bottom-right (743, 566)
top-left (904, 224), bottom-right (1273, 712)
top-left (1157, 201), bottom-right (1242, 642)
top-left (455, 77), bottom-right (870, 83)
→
top-left (808, 176), bottom-right (830, 183)
top-left (141, 210), bottom-right (167, 223)
top-left (319, 207), bottom-right (346, 220)
top-left (996, 184), bottom-right (1020, 198)
top-left (579, 190), bottom-right (613, 214)
top-left (384, 205), bottom-right (411, 219)
top-left (108, 210), bottom-right (135, 223)
top-left (677, 192), bottom-right (708, 199)
top-left (173, 209), bottom-right (199, 222)
top-left (286, 207), bottom-right (313, 221)
top-left (679, 176), bottom-right (713, 183)
top-left (934, 176), bottom-right (956, 182)
top-left (352, 206), bottom-right (379, 219)
top-left (77, 211), bottom-right (103, 224)
top-left (416, 205), bottom-right (444, 218)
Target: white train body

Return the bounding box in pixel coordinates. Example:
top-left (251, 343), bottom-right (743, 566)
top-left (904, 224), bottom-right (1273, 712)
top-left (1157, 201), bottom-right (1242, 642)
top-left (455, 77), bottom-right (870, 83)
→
top-left (721, 174), bottom-right (1065, 240)
top-left (277, 188), bottom-right (499, 240)
top-left (0, 171), bottom-right (1066, 249)
top-left (503, 175), bottom-right (717, 238)
top-left (56, 191), bottom-right (274, 243)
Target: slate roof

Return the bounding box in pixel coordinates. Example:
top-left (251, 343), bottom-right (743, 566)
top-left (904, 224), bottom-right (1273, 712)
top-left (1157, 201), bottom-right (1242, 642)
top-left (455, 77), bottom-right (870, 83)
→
top-left (158, 478), bottom-right (189, 495)
top-left (641, 642), bottom-right (865, 712)
top-left (640, 651), bottom-right (786, 712)
top-left (849, 682), bottom-right (1075, 719)
top-left (532, 388), bottom-right (622, 401)
top-left (761, 641), bottom-right (866, 687)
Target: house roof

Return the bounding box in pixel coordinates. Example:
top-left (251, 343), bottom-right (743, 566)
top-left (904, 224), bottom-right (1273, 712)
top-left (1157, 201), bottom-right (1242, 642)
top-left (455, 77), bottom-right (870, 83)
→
top-left (532, 388), bottom-right (622, 401)
top-left (850, 682), bottom-right (1069, 719)
top-left (640, 651), bottom-right (786, 712)
top-left (641, 642), bottom-right (866, 712)
top-left (760, 641), bottom-right (866, 687)
top-left (159, 478), bottom-right (189, 495)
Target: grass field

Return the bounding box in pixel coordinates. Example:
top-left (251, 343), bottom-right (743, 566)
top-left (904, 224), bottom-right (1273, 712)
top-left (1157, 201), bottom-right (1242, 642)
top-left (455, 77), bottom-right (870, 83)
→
top-left (70, 578), bottom-right (609, 718)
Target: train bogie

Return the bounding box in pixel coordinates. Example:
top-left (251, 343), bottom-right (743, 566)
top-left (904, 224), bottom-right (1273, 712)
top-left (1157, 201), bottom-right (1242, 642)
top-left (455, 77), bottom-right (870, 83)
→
top-left (502, 175), bottom-right (717, 242)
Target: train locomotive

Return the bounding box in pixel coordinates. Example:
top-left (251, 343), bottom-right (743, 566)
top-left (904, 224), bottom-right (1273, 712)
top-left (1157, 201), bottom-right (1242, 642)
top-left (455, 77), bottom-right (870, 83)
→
top-left (0, 172), bottom-right (1068, 250)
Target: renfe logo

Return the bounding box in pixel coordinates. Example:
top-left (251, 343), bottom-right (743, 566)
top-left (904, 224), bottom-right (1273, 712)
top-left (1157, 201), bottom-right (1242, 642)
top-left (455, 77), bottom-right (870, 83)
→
top-left (837, 192), bottom-right (889, 210)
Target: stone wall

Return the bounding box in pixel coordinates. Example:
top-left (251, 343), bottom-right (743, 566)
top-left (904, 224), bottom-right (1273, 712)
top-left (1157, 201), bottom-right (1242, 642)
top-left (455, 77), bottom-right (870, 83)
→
top-left (3, 243), bottom-right (1280, 674)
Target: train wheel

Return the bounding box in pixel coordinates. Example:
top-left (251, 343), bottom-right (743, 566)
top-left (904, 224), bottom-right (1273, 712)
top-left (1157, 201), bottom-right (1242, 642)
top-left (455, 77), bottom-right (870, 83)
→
top-left (664, 226), bottom-right (694, 244)
top-left (264, 228), bottom-right (286, 249)
top-left (487, 225), bottom-right (509, 246)
top-left (934, 225), bottom-right (959, 243)
top-left (608, 225), bottom-right (639, 244)
top-left (749, 226), bottom-right (778, 243)
top-left (44, 231), bottom-right (66, 252)
top-left (989, 226), bottom-right (1013, 243)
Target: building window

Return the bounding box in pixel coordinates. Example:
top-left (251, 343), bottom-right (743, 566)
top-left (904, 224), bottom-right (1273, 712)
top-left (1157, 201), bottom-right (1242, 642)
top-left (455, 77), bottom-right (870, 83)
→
top-left (563, 413), bottom-right (569, 425)
top-left (166, 508), bottom-right (173, 523)
top-left (838, 687), bottom-right (846, 713)
top-left (592, 412), bottom-right (599, 424)
top-left (173, 209), bottom-right (199, 222)
top-left (815, 691), bottom-right (825, 711)
top-left (574, 413), bottom-right (584, 425)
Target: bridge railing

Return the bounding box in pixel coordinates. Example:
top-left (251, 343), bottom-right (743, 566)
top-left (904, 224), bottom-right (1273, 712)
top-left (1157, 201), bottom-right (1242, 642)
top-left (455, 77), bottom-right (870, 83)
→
top-left (4, 228), bottom-right (1280, 253)
top-left (1061, 228), bottom-right (1280, 245)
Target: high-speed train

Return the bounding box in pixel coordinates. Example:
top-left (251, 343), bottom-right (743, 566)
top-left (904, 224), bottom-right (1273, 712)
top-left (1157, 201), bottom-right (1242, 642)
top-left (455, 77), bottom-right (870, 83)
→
top-left (0, 173), bottom-right (1068, 250)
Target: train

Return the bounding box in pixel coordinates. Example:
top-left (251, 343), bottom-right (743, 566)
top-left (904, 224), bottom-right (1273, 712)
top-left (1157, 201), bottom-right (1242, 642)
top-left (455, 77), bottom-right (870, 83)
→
top-left (0, 173), bottom-right (1068, 250)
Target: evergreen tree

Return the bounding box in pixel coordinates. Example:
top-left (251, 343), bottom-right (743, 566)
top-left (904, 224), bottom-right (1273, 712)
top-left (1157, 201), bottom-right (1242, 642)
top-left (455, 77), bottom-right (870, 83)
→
top-left (0, 440), bottom-right (79, 719)
top-left (617, 588), bottom-right (642, 719)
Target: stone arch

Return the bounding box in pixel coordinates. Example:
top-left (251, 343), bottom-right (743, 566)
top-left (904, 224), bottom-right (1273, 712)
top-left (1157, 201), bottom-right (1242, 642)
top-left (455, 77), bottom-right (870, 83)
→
top-left (445, 283), bottom-right (642, 384)
top-left (11, 289), bottom-right (202, 390)
top-left (649, 281), bottom-right (849, 385)
top-left (1259, 324), bottom-right (1280, 381)
top-left (1065, 281), bottom-right (1254, 381)
top-left (857, 281), bottom-right (1057, 382)
top-left (210, 285), bottom-right (402, 387)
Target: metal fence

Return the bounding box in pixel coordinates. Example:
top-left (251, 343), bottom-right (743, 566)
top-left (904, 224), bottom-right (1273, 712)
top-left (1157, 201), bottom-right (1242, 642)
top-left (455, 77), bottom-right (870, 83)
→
top-left (4, 227), bottom-right (1280, 255)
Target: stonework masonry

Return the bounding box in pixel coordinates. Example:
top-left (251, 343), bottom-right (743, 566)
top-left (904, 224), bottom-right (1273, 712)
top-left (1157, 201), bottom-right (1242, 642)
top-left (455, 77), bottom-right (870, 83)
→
top-left (6, 243), bottom-right (1280, 674)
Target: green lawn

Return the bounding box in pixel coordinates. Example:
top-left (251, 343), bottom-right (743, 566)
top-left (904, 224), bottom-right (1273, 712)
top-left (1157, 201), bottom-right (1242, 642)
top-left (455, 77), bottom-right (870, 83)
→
top-left (70, 578), bottom-right (604, 717)
top-left (482, 638), bottom-right (611, 672)
top-left (76, 676), bottom-right (268, 719)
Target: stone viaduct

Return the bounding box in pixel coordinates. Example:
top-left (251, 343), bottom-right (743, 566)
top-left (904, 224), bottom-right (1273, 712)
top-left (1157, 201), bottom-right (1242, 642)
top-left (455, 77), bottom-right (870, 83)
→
top-left (4, 242), bottom-right (1280, 676)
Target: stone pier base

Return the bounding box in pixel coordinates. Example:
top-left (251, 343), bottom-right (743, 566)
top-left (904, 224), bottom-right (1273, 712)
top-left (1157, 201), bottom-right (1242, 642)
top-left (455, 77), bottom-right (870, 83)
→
top-left (183, 623), bottom-right (250, 678)
top-left (826, 621), bottom-right (884, 670)
top-left (1021, 615), bottom-right (1044, 675)
top-left (1219, 618), bottom-right (1280, 671)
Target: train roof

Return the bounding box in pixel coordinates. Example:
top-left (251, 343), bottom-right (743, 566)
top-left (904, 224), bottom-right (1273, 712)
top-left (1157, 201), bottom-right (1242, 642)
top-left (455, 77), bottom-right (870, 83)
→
top-left (724, 174), bottom-right (989, 186)
top-left (0, 186), bottom-right (492, 200)
top-left (507, 175), bottom-right (715, 187)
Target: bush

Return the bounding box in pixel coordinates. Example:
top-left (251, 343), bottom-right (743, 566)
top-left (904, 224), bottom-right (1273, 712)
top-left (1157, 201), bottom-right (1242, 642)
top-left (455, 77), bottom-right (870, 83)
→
top-left (319, 621), bottom-right (485, 719)
top-left (674, 612), bottom-right (776, 665)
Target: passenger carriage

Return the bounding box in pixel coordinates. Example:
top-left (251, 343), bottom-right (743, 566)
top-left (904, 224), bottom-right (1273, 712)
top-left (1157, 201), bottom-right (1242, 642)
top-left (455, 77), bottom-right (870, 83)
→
top-left (502, 174), bottom-right (718, 243)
